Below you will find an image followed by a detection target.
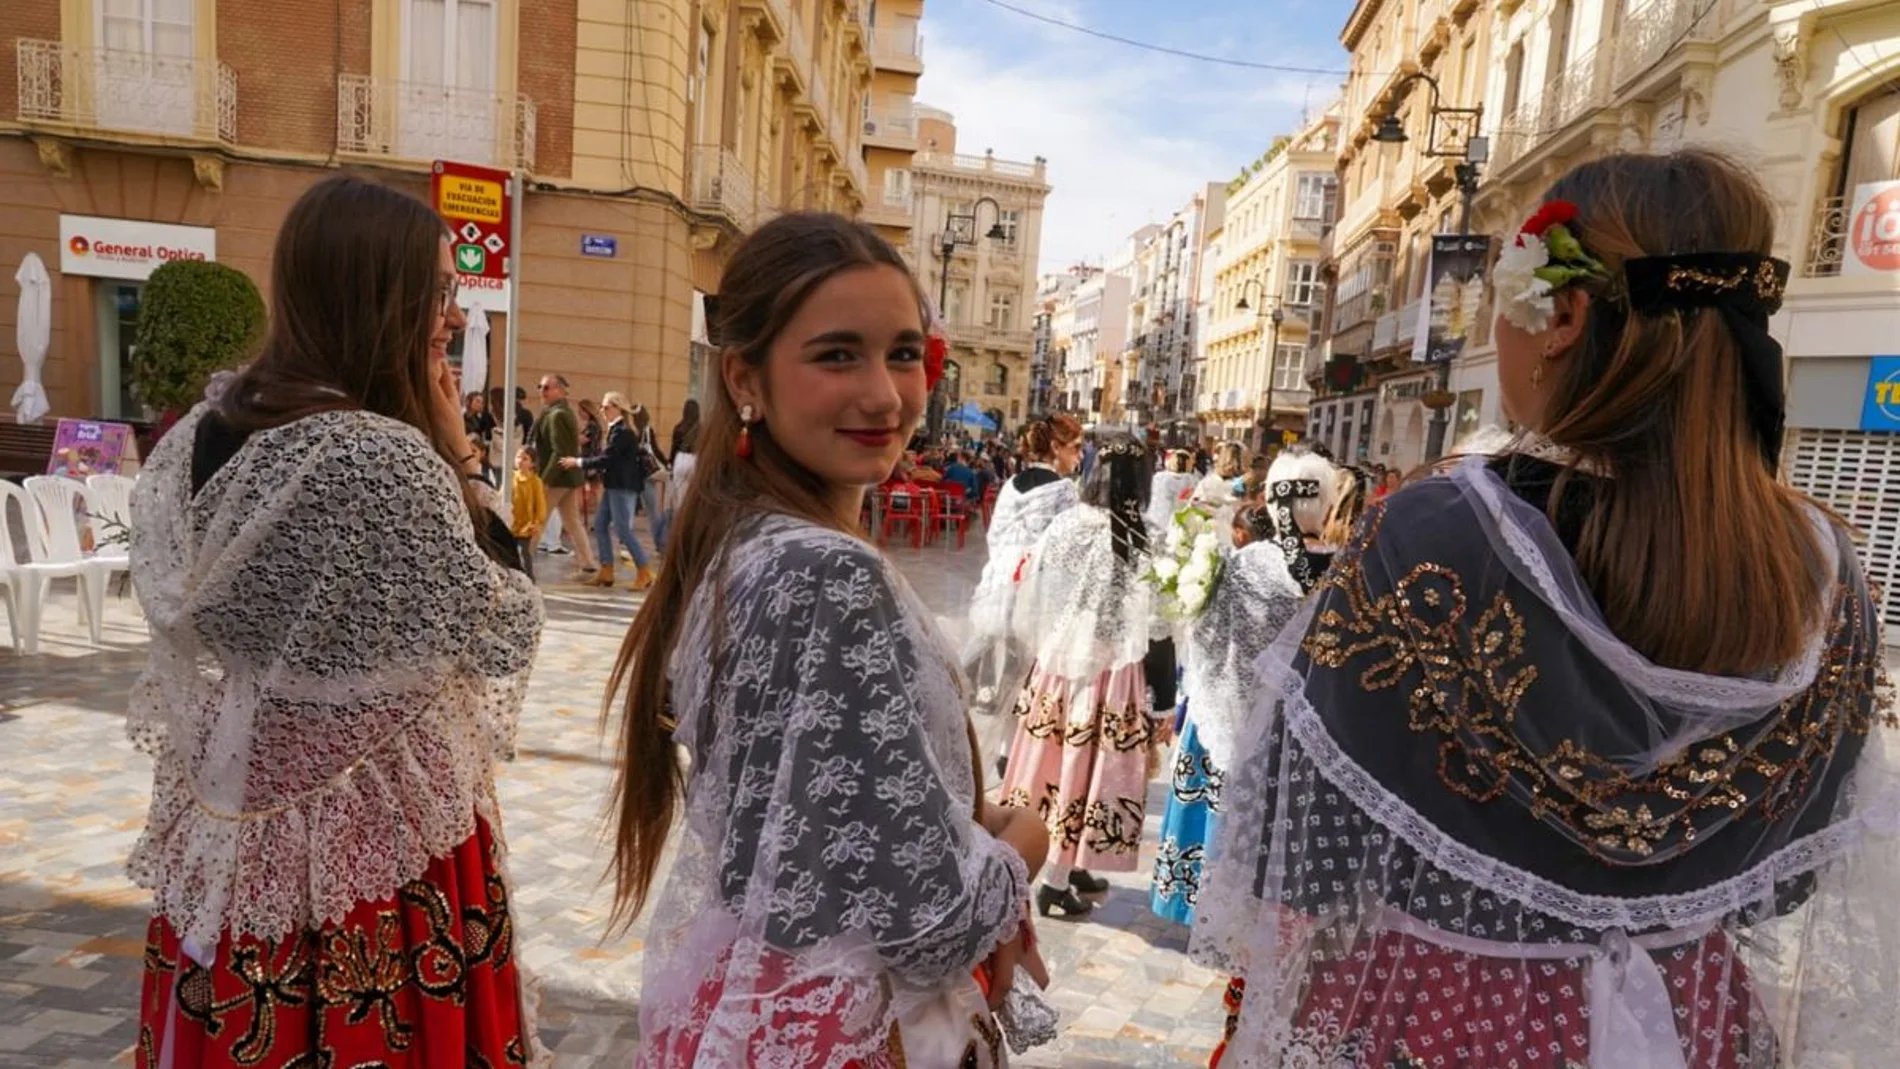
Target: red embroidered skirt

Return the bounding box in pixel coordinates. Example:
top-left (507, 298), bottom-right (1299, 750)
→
top-left (136, 817), bottom-right (531, 1069)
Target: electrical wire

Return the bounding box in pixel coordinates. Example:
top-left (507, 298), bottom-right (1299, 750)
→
top-left (974, 0), bottom-right (1351, 76)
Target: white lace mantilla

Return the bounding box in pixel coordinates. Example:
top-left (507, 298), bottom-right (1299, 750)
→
top-left (1012, 505), bottom-right (1154, 681)
top-left (967, 473), bottom-right (1078, 641)
top-left (127, 407), bottom-right (543, 952)
top-left (639, 516), bottom-right (1029, 1068)
top-left (1181, 542), bottom-right (1304, 771)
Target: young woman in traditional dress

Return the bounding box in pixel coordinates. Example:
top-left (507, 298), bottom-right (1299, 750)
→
top-left (964, 414), bottom-right (1086, 766)
top-left (605, 213), bottom-right (1050, 1067)
top-left (1000, 434), bottom-right (1166, 918)
top-left (1194, 149), bottom-right (1899, 1067)
top-left (1151, 450), bottom-right (1364, 931)
top-left (128, 175), bottom-right (545, 1067)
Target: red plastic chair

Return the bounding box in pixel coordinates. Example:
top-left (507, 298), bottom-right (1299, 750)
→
top-left (879, 487), bottom-right (927, 548)
top-left (980, 483), bottom-right (1000, 527)
top-left (933, 484), bottom-right (974, 550)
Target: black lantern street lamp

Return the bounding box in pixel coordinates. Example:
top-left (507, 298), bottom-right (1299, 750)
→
top-left (931, 195), bottom-right (1006, 438)
top-left (1371, 71), bottom-right (1487, 462)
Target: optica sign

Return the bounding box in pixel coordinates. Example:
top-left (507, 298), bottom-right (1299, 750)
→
top-left (58, 215), bottom-right (217, 281)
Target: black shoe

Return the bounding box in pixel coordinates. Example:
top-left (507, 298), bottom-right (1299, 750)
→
top-left (1069, 868), bottom-right (1110, 895)
top-left (1036, 882), bottom-right (1094, 919)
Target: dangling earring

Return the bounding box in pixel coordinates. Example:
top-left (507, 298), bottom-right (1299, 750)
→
top-left (1531, 341), bottom-right (1554, 390)
top-left (736, 404), bottom-right (754, 459)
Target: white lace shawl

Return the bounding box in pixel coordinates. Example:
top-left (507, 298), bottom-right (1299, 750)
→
top-left (1181, 542), bottom-right (1304, 771)
top-left (1012, 504), bottom-right (1154, 681)
top-left (127, 407), bottom-right (544, 953)
top-left (639, 516), bottom-right (1029, 1068)
top-left (1145, 471), bottom-right (1201, 544)
top-left (967, 473), bottom-right (1079, 641)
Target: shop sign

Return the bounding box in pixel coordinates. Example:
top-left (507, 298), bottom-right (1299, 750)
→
top-left (433, 160), bottom-right (512, 282)
top-left (1862, 356), bottom-right (1900, 432)
top-left (1845, 181), bottom-right (1900, 276)
top-left (1381, 376), bottom-right (1430, 404)
top-left (454, 272), bottom-right (512, 311)
top-left (58, 215), bottom-right (216, 281)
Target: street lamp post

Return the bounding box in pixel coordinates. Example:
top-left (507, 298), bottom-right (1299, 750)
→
top-left (1370, 72), bottom-right (1487, 463)
top-left (932, 195), bottom-right (1007, 440)
top-left (1235, 278), bottom-right (1286, 455)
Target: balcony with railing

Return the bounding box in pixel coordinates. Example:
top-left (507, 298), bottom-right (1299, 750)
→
top-left (16, 39), bottom-right (237, 144)
top-left (739, 0), bottom-right (790, 42)
top-left (1614, 0), bottom-right (1721, 87)
top-left (1805, 195), bottom-right (1850, 278)
top-left (1492, 45), bottom-right (1609, 175)
top-left (915, 150), bottom-right (1046, 183)
top-left (863, 105), bottom-right (917, 149)
top-left (336, 74), bottom-right (535, 169)
top-left (781, 22), bottom-right (813, 93)
top-left (872, 25), bottom-right (925, 73)
top-left (691, 145), bottom-right (759, 230)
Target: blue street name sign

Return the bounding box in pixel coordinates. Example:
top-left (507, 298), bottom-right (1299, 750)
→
top-left (581, 234), bottom-right (617, 258)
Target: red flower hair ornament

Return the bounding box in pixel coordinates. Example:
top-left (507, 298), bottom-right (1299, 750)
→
top-left (924, 332), bottom-right (948, 392)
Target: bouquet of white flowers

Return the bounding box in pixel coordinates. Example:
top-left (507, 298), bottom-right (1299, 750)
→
top-left (1147, 504), bottom-right (1224, 621)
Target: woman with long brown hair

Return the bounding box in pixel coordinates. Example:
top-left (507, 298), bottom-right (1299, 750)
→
top-left (1194, 149), bottom-right (1898, 1066)
top-left (127, 175), bottom-right (543, 1066)
top-left (607, 213), bottom-right (1049, 1067)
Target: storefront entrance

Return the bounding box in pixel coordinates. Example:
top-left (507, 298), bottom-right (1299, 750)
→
top-left (94, 281), bottom-right (144, 420)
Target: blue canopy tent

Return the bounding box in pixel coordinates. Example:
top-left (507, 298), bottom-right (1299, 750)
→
top-left (945, 402), bottom-right (998, 432)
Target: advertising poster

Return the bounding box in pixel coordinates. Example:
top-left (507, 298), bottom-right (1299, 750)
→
top-left (47, 419), bottom-right (136, 477)
top-left (1416, 234), bottom-right (1493, 364)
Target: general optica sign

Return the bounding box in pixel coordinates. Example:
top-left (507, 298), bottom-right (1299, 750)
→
top-left (58, 215), bottom-right (217, 281)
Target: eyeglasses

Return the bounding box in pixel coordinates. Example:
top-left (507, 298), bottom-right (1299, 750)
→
top-left (437, 274), bottom-right (460, 315)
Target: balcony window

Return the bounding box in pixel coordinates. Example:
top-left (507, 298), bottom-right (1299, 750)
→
top-left (988, 293), bottom-right (1016, 331)
top-left (1275, 345), bottom-right (1307, 392)
top-left (401, 0), bottom-right (499, 163)
top-left (987, 363), bottom-right (1009, 394)
top-left (94, 0), bottom-right (197, 135)
top-left (1294, 174), bottom-right (1334, 222)
top-left (1286, 260), bottom-right (1321, 308)
top-left (997, 208), bottom-right (1021, 248)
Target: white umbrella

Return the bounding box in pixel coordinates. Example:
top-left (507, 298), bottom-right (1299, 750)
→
top-left (461, 305), bottom-right (490, 397)
top-left (12, 252), bottom-right (51, 425)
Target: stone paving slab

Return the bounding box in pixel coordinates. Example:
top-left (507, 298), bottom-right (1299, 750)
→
top-left (0, 535), bottom-right (1229, 1067)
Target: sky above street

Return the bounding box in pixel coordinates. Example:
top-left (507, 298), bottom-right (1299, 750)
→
top-left (916, 0), bottom-right (1352, 276)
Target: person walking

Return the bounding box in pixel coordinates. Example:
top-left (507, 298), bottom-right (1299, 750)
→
top-left (668, 398), bottom-right (700, 494)
top-left (628, 404), bottom-right (670, 552)
top-left (560, 392), bottom-right (657, 591)
top-left (1194, 149), bottom-right (1899, 1067)
top-left (531, 374), bottom-right (598, 576)
top-left (607, 213), bottom-right (1050, 1066)
top-left (126, 174), bottom-right (544, 1067)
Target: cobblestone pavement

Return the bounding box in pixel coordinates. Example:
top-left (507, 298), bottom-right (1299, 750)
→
top-left (0, 530), bottom-right (1230, 1068)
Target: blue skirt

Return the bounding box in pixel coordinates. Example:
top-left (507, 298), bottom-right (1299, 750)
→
top-left (1150, 710), bottom-right (1223, 926)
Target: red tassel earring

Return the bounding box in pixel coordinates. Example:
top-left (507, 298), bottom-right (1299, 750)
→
top-left (736, 404), bottom-right (754, 459)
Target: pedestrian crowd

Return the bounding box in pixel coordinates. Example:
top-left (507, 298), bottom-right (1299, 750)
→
top-left (119, 149), bottom-right (1896, 1069)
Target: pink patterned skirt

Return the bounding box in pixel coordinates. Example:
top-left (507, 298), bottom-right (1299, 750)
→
top-left (998, 661), bottom-right (1157, 873)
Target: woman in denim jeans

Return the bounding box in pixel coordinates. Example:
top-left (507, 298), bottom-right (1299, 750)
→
top-left (560, 391), bottom-right (657, 591)
top-left (629, 404), bottom-right (670, 552)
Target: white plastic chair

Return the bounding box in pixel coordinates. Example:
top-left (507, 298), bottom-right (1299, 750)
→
top-left (19, 476), bottom-right (118, 649)
top-left (85, 473), bottom-right (136, 555)
top-left (0, 481), bottom-right (28, 653)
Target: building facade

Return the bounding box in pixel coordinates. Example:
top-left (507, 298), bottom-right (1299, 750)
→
top-left (2, 0), bottom-right (891, 429)
top-left (1060, 266), bottom-right (1130, 423)
top-left (1118, 183), bottom-right (1224, 441)
top-left (1199, 112), bottom-right (1338, 450)
top-left (1309, 0), bottom-right (1491, 470)
top-left (1029, 267), bottom-right (1086, 418)
top-left (909, 106), bottom-right (1050, 432)
top-left (859, 0), bottom-right (923, 249)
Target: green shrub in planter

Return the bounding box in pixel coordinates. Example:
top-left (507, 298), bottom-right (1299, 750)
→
top-left (131, 259), bottom-right (266, 414)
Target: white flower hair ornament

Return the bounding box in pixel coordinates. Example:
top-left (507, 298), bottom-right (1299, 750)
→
top-left (1494, 200), bottom-right (1609, 334)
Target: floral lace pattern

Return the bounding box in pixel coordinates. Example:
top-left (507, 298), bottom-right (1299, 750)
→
top-left (1011, 505), bottom-right (1154, 681)
top-left (967, 474), bottom-right (1078, 641)
top-left (639, 517), bottom-right (1029, 1068)
top-left (127, 407), bottom-right (544, 955)
top-left (1181, 542), bottom-right (1304, 770)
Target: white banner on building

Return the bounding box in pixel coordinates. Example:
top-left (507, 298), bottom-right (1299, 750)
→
top-left (58, 215), bottom-right (216, 281)
top-left (1845, 180), bottom-right (1900, 276)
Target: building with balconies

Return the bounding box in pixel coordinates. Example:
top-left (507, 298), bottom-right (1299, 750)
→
top-left (860, 0), bottom-right (924, 248)
top-left (1116, 185), bottom-right (1225, 441)
top-left (1311, 0), bottom-right (1491, 470)
top-left (909, 107), bottom-right (1051, 434)
top-left (1, 0), bottom-right (875, 428)
top-left (1031, 267), bottom-right (1089, 418)
top-left (1199, 108), bottom-right (1338, 450)
top-left (1061, 268), bottom-right (1130, 424)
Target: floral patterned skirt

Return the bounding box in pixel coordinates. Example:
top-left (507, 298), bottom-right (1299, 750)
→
top-left (136, 817), bottom-right (532, 1069)
top-left (999, 661), bottom-right (1157, 873)
top-left (1150, 712), bottom-right (1222, 927)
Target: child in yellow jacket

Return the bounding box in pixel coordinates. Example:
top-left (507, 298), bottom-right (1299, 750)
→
top-left (510, 446), bottom-right (549, 580)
